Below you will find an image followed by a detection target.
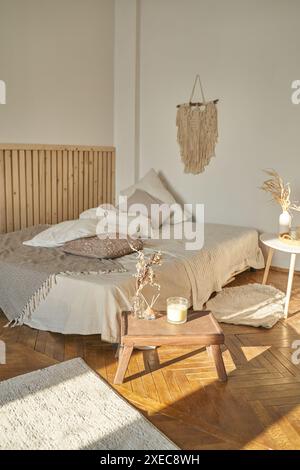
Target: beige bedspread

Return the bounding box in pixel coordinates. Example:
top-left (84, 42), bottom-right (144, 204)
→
top-left (0, 226), bottom-right (125, 325)
top-left (0, 224), bottom-right (264, 342)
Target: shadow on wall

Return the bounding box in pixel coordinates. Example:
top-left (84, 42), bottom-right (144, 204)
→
top-left (158, 170), bottom-right (186, 209)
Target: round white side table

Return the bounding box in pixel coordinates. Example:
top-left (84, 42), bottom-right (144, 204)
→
top-left (260, 233), bottom-right (300, 318)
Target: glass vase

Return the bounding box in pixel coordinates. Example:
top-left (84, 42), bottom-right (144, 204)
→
top-left (131, 295), bottom-right (145, 319)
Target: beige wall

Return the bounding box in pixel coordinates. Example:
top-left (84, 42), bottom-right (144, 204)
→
top-left (137, 0), bottom-right (300, 268)
top-left (0, 0), bottom-right (114, 145)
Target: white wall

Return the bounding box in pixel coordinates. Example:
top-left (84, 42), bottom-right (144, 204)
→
top-left (0, 0), bottom-right (114, 145)
top-left (114, 0), bottom-right (140, 195)
top-left (137, 0), bottom-right (300, 268)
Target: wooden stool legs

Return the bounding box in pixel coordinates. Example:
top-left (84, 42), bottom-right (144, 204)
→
top-left (208, 345), bottom-right (227, 382)
top-left (114, 345), bottom-right (133, 385)
top-left (114, 343), bottom-right (227, 384)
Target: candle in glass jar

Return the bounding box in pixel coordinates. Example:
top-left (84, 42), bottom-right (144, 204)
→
top-left (167, 297), bottom-right (188, 324)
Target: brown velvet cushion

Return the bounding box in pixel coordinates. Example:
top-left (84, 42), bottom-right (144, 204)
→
top-left (63, 235), bottom-right (143, 259)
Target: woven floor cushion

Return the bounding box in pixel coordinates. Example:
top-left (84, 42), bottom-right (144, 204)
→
top-left (206, 283), bottom-right (285, 328)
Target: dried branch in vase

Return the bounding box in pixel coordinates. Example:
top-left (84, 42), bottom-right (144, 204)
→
top-left (261, 169), bottom-right (300, 213)
top-left (130, 246), bottom-right (162, 320)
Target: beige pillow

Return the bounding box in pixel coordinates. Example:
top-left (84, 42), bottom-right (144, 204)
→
top-left (63, 235), bottom-right (143, 259)
top-left (119, 169), bottom-right (192, 224)
top-left (118, 189), bottom-right (170, 229)
top-left (120, 169), bottom-right (176, 203)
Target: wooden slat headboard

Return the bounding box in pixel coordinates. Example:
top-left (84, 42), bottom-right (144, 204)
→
top-left (0, 144), bottom-right (116, 233)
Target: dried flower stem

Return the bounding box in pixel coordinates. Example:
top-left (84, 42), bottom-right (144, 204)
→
top-left (130, 245), bottom-right (162, 314)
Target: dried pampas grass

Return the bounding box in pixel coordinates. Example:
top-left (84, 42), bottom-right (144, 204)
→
top-left (261, 169), bottom-right (300, 213)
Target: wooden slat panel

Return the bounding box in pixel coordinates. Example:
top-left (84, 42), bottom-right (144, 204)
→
top-left (97, 151), bottom-right (103, 206)
top-left (62, 150), bottom-right (68, 221)
top-left (73, 150), bottom-right (79, 219)
top-left (32, 150), bottom-right (39, 226)
top-left (68, 150), bottom-right (74, 220)
top-left (0, 144), bottom-right (115, 151)
top-left (102, 151), bottom-right (107, 205)
top-left (0, 150), bottom-right (6, 233)
top-left (0, 144), bottom-right (115, 232)
top-left (57, 150), bottom-right (63, 223)
top-left (39, 150), bottom-right (46, 225)
top-left (12, 150), bottom-right (20, 230)
top-left (93, 150), bottom-right (98, 207)
top-left (112, 150), bottom-right (116, 205)
top-left (88, 150), bottom-right (93, 208)
top-left (45, 150), bottom-right (52, 224)
top-left (19, 150), bottom-right (27, 229)
top-left (4, 150), bottom-right (13, 232)
top-left (78, 150), bottom-right (84, 215)
top-left (25, 150), bottom-right (33, 227)
top-left (83, 151), bottom-right (89, 210)
top-left (107, 151), bottom-right (112, 204)
top-left (51, 150), bottom-right (57, 224)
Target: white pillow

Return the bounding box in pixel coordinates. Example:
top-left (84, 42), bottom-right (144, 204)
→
top-left (96, 212), bottom-right (153, 239)
top-left (120, 169), bottom-right (191, 223)
top-left (23, 219), bottom-right (98, 248)
top-left (80, 204), bottom-right (117, 220)
top-left (79, 208), bottom-right (98, 220)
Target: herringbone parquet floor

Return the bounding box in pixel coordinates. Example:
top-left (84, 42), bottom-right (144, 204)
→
top-left (1, 268), bottom-right (300, 449)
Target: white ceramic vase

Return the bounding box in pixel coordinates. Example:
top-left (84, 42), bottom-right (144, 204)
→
top-left (279, 210), bottom-right (291, 235)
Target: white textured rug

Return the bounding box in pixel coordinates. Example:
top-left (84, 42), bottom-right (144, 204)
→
top-left (207, 283), bottom-right (285, 328)
top-left (0, 358), bottom-right (177, 450)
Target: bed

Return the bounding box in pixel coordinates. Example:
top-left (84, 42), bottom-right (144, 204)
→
top-left (0, 223), bottom-right (264, 343)
top-left (0, 144), bottom-right (264, 343)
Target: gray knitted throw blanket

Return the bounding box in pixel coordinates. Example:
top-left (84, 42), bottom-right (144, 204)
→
top-left (0, 226), bottom-right (126, 326)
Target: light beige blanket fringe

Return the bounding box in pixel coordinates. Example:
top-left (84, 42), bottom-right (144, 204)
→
top-left (176, 102), bottom-right (218, 174)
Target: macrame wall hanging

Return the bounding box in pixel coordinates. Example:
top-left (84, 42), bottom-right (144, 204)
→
top-left (176, 74), bottom-right (219, 175)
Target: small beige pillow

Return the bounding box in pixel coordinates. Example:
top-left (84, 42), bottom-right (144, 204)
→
top-left (118, 189), bottom-right (170, 229)
top-left (119, 168), bottom-right (192, 224)
top-left (63, 235), bottom-right (143, 259)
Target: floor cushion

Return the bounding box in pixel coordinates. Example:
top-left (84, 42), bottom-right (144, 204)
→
top-left (206, 283), bottom-right (285, 328)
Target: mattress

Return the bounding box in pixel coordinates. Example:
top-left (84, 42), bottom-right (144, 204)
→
top-left (0, 224), bottom-right (264, 342)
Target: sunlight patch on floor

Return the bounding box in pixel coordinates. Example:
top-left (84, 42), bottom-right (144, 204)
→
top-left (240, 346), bottom-right (271, 361)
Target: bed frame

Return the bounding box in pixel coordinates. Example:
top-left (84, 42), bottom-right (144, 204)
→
top-left (0, 144), bottom-right (115, 233)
